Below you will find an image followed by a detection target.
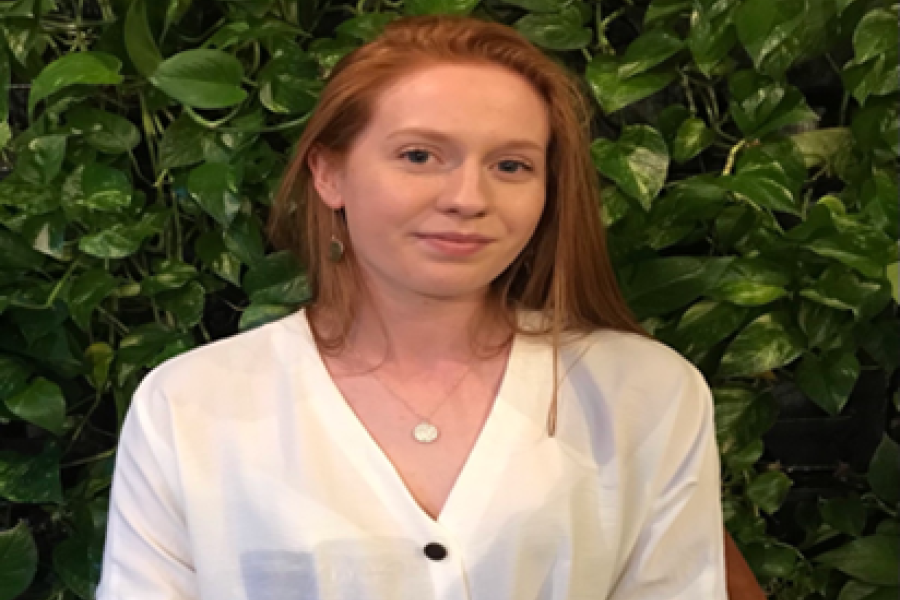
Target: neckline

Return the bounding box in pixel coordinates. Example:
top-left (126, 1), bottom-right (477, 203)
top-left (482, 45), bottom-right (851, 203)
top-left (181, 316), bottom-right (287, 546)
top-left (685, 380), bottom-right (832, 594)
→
top-left (289, 307), bottom-right (525, 526)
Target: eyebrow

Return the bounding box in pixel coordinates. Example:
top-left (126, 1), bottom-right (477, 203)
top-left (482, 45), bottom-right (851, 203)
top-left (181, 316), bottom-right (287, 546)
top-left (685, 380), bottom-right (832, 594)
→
top-left (386, 127), bottom-right (545, 154)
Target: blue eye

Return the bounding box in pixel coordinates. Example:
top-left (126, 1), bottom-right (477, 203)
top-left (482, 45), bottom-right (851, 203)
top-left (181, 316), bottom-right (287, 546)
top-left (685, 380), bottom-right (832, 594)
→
top-left (498, 160), bottom-right (533, 173)
top-left (399, 148), bottom-right (533, 173)
top-left (401, 148), bottom-right (431, 165)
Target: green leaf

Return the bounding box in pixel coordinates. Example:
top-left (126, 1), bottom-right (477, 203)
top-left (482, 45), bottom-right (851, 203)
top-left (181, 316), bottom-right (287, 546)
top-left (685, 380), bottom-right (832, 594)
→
top-left (187, 162), bottom-right (242, 228)
top-left (243, 251), bottom-right (310, 305)
top-left (223, 213), bottom-right (266, 267)
top-left (671, 117), bottom-right (714, 163)
top-left (0, 180), bottom-right (59, 215)
top-left (618, 28), bottom-right (684, 79)
top-left (887, 263), bottom-right (899, 304)
top-left (156, 280), bottom-right (206, 328)
top-left (403, 0), bottom-right (479, 16)
top-left (851, 97), bottom-right (898, 154)
top-left (729, 70), bottom-right (819, 138)
top-left (238, 303), bottom-right (297, 332)
top-left (0, 47), bottom-right (8, 123)
top-left (16, 135), bottom-right (67, 185)
top-left (194, 231), bottom-right (242, 286)
top-left (725, 439), bottom-right (764, 470)
top-left (591, 125), bottom-right (669, 209)
top-left (53, 535), bottom-right (100, 600)
top-left (796, 350), bottom-right (860, 415)
top-left (744, 543), bottom-right (797, 580)
top-left (0, 356), bottom-right (30, 403)
top-left (0, 229), bottom-right (45, 271)
top-left (721, 170), bottom-right (799, 215)
top-left (797, 299), bottom-right (854, 352)
top-left (19, 210), bottom-right (67, 260)
top-left (158, 114), bottom-right (210, 170)
top-left (258, 48), bottom-right (322, 115)
top-left (4, 377), bottom-right (65, 435)
top-left (498, 0), bottom-right (566, 11)
top-left (800, 264), bottom-right (891, 320)
top-left (820, 496), bottom-right (866, 537)
top-left (668, 300), bottom-right (749, 362)
top-left (816, 536), bottom-right (900, 586)
top-left (859, 172), bottom-right (899, 239)
top-left (706, 257), bottom-right (790, 306)
top-left (125, 0), bottom-right (162, 77)
top-left (806, 228), bottom-right (897, 280)
top-left (645, 0), bottom-right (691, 25)
top-left (81, 164), bottom-right (132, 211)
top-left (28, 52), bottom-right (123, 117)
top-left (687, 1), bottom-right (738, 77)
top-left (843, 48), bottom-right (900, 106)
top-left (712, 385), bottom-right (778, 453)
top-left (140, 259), bottom-right (198, 296)
top-left (719, 311), bottom-right (806, 377)
top-left (150, 50), bottom-right (247, 109)
top-left (586, 55), bottom-right (677, 114)
top-left (0, 446), bottom-right (63, 503)
top-left (67, 269), bottom-right (119, 331)
top-left (78, 220), bottom-right (158, 259)
top-left (735, 0), bottom-right (806, 77)
top-left (868, 434), bottom-right (900, 504)
top-left (619, 256), bottom-right (733, 318)
top-left (0, 521), bottom-right (38, 600)
top-left (66, 106), bottom-right (141, 154)
top-left (853, 8), bottom-right (899, 64)
top-left (514, 6), bottom-right (592, 50)
top-left (334, 12), bottom-right (397, 42)
top-left (83, 342), bottom-right (114, 392)
top-left (746, 470), bottom-right (792, 514)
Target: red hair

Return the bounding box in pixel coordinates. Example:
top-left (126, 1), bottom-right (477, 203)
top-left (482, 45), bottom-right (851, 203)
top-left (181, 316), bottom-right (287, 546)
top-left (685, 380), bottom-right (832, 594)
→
top-left (266, 14), bottom-right (649, 436)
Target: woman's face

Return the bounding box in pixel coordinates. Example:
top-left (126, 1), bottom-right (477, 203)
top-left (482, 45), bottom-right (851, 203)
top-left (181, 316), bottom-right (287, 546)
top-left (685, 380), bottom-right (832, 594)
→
top-left (309, 62), bottom-right (550, 303)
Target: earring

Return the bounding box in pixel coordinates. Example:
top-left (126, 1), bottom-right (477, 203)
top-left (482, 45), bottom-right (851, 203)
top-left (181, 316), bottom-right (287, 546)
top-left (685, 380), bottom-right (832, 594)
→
top-left (328, 209), bottom-right (345, 263)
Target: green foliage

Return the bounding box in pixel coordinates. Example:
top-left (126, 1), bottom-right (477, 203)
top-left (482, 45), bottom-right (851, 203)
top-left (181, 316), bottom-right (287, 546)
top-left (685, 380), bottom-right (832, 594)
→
top-left (0, 0), bottom-right (897, 598)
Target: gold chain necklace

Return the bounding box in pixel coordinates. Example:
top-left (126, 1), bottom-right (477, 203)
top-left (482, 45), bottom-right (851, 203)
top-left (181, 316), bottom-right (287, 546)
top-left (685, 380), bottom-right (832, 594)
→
top-left (369, 357), bottom-right (476, 443)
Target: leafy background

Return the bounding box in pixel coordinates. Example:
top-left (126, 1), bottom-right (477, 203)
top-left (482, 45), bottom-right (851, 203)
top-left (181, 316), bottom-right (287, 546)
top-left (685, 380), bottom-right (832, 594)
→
top-left (0, 0), bottom-right (898, 598)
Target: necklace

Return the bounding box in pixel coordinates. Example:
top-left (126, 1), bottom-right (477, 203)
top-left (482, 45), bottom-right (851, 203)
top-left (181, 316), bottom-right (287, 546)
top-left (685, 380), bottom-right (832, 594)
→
top-left (369, 357), bottom-right (476, 444)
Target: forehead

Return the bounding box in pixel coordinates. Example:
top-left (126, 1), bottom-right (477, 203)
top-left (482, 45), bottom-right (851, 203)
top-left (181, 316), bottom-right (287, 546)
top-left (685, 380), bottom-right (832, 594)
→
top-left (361, 63), bottom-right (551, 149)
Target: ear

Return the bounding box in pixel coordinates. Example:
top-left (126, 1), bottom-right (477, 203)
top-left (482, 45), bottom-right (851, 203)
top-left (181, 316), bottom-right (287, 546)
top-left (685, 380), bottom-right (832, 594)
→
top-left (307, 145), bottom-right (345, 211)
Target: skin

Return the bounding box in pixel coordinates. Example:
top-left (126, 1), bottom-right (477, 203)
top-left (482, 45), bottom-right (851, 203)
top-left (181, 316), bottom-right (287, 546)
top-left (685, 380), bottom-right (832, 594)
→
top-left (308, 62), bottom-right (764, 600)
top-left (309, 62), bottom-right (549, 368)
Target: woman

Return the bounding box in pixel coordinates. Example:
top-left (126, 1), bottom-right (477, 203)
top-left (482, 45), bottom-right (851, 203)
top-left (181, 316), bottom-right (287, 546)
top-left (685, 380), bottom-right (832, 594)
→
top-left (97, 14), bottom-right (765, 600)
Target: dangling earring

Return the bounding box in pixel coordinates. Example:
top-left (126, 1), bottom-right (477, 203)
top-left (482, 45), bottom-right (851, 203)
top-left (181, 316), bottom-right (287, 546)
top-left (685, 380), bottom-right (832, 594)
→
top-left (328, 209), bottom-right (345, 263)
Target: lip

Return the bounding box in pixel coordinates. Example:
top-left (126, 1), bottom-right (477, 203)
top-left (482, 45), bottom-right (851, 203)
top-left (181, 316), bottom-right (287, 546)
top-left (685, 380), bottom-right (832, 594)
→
top-left (418, 232), bottom-right (495, 243)
top-left (416, 232), bottom-right (494, 257)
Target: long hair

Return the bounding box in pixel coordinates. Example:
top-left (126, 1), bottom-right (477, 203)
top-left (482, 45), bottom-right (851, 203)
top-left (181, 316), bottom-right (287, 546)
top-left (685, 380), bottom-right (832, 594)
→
top-left (266, 13), bottom-right (650, 436)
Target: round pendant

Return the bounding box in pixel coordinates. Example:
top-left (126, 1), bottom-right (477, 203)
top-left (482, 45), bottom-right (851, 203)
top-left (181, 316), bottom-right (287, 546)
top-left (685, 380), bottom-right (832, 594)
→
top-left (413, 422), bottom-right (439, 443)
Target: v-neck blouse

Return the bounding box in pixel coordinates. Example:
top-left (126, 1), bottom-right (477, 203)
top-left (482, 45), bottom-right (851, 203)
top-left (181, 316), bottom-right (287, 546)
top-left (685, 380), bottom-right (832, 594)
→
top-left (96, 308), bottom-right (728, 600)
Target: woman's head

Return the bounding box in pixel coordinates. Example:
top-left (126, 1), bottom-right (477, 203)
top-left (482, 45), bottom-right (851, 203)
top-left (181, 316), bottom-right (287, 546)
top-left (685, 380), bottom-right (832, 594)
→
top-left (267, 13), bottom-right (646, 351)
top-left (307, 61), bottom-right (550, 310)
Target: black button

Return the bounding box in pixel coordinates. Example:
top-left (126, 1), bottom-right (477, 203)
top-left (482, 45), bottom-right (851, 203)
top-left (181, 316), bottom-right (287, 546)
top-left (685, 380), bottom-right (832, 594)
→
top-left (424, 542), bottom-right (448, 561)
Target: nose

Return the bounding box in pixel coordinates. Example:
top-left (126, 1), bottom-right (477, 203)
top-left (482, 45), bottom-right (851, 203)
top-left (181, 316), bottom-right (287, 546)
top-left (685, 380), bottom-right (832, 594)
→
top-left (435, 156), bottom-right (490, 218)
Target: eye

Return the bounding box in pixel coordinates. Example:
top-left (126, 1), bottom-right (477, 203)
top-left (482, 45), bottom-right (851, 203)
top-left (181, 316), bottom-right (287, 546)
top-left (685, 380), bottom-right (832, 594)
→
top-left (498, 160), bottom-right (534, 174)
top-left (399, 148), bottom-right (433, 165)
top-left (399, 148), bottom-right (534, 174)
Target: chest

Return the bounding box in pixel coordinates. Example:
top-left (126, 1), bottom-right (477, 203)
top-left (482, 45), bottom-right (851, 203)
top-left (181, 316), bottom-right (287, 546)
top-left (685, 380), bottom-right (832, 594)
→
top-left (325, 359), bottom-right (508, 521)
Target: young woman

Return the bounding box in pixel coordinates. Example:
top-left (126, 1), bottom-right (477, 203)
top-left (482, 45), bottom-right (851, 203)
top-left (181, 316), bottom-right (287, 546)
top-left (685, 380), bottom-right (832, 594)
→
top-left (97, 14), bottom-right (765, 600)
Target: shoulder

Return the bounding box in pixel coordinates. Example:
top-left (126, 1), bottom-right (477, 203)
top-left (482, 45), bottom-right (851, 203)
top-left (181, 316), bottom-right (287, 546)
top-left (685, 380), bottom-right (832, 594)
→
top-left (132, 310), bottom-right (308, 409)
top-left (560, 327), bottom-right (712, 421)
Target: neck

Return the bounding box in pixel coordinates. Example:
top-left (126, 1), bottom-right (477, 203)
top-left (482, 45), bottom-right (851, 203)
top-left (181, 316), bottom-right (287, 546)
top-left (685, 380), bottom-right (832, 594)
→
top-left (341, 282), bottom-right (510, 374)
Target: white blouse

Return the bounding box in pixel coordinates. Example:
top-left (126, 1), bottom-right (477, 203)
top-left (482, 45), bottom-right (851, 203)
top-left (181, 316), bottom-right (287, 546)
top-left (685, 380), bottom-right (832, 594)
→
top-left (96, 308), bottom-right (728, 600)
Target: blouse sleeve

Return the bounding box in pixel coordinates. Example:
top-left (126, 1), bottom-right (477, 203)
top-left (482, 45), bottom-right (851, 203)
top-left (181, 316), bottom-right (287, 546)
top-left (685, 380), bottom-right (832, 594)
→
top-left (607, 365), bottom-right (728, 600)
top-left (96, 371), bottom-right (199, 600)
